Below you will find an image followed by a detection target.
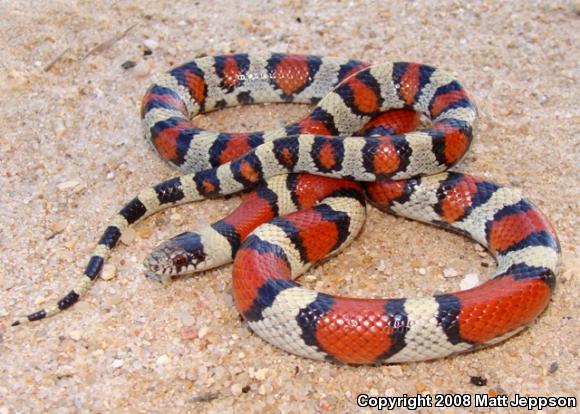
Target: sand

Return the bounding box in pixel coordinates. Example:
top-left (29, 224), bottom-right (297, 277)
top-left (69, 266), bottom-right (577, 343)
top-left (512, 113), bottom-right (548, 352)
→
top-left (1, 0), bottom-right (578, 413)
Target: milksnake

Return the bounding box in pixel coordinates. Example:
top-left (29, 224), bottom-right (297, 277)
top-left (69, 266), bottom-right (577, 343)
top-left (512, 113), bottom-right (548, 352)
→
top-left (13, 53), bottom-right (561, 364)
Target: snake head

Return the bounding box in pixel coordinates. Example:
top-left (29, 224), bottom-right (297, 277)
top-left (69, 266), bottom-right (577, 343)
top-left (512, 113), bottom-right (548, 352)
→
top-left (144, 231), bottom-right (207, 283)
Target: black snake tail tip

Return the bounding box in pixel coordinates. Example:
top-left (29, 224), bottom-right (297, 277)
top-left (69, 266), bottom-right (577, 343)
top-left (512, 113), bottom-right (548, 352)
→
top-left (11, 321), bottom-right (21, 327)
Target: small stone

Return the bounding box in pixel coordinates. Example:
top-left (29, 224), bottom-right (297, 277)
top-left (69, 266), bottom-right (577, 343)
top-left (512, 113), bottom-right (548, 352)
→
top-left (120, 228), bottom-right (136, 245)
top-left (198, 326), bottom-right (209, 338)
top-left (170, 213), bottom-right (183, 223)
top-left (73, 182), bottom-right (87, 194)
top-left (417, 268), bottom-right (426, 275)
top-left (52, 119), bottom-right (66, 137)
top-left (362, 255), bottom-right (374, 265)
top-left (101, 264), bottom-right (117, 281)
top-left (49, 221), bottom-right (66, 234)
top-left (239, 17), bottom-right (254, 29)
top-left (57, 179), bottom-right (80, 191)
top-left (34, 296), bottom-right (47, 306)
top-left (415, 382), bottom-right (426, 393)
top-left (470, 376), bottom-right (487, 386)
top-left (443, 268), bottom-right (459, 278)
top-left (143, 38), bottom-right (158, 50)
top-left (179, 312), bottom-right (195, 327)
top-left (230, 383), bottom-right (243, 396)
top-left (222, 293), bottom-right (233, 307)
top-left (133, 61), bottom-right (150, 78)
top-left (304, 275), bottom-right (317, 282)
top-left (548, 361), bottom-right (559, 374)
top-left (68, 330), bottom-right (82, 341)
top-left (64, 239), bottom-right (77, 250)
top-left (181, 327), bottom-right (197, 340)
top-left (56, 365), bottom-right (76, 378)
top-left (254, 368), bottom-right (269, 381)
top-left (156, 354), bottom-right (170, 365)
top-left (121, 60), bottom-right (136, 70)
top-left (376, 260), bottom-right (391, 274)
top-left (410, 259), bottom-right (421, 268)
top-left (105, 294), bottom-right (123, 307)
top-left (460, 273), bottom-right (481, 290)
top-left (111, 359), bottom-right (124, 368)
top-left (189, 392), bottom-right (219, 403)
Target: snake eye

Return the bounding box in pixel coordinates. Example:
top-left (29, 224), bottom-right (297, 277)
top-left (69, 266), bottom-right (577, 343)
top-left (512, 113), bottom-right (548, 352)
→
top-left (172, 254), bottom-right (189, 268)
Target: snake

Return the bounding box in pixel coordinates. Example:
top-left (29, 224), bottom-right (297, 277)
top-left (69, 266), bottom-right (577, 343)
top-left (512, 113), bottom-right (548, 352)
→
top-left (12, 53), bottom-right (561, 364)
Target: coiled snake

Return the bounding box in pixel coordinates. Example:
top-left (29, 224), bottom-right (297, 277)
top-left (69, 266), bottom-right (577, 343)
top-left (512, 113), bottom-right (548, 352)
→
top-left (13, 54), bottom-right (561, 364)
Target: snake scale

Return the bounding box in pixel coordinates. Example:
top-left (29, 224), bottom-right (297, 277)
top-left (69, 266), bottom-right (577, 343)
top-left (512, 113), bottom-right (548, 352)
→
top-left (13, 53), bottom-right (561, 364)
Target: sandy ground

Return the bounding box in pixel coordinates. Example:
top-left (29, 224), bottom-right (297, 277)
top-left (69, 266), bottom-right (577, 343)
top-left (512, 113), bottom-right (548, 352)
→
top-left (1, 0), bottom-right (578, 413)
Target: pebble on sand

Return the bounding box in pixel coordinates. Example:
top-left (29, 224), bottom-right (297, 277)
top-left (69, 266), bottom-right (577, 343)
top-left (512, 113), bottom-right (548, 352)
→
top-left (460, 273), bottom-right (481, 290)
top-left (443, 268), bottom-right (459, 278)
top-left (100, 264), bottom-right (117, 281)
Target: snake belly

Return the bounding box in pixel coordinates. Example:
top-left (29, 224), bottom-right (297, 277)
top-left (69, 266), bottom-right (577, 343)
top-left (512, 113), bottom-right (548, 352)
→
top-left (14, 54), bottom-right (561, 365)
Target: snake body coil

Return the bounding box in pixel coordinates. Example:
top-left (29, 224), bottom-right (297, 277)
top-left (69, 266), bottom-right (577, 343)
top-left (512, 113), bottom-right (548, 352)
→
top-left (14, 54), bottom-right (560, 364)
